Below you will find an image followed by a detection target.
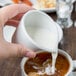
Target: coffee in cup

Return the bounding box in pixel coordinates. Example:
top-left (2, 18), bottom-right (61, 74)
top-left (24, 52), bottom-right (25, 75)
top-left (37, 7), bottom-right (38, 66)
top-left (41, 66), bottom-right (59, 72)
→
top-left (24, 51), bottom-right (70, 76)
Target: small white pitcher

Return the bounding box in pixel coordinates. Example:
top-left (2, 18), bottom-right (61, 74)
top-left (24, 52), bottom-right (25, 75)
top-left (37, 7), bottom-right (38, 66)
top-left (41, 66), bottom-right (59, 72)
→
top-left (15, 10), bottom-right (63, 52)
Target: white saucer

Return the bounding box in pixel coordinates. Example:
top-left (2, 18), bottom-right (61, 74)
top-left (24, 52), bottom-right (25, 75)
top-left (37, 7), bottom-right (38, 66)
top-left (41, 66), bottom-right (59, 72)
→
top-left (69, 72), bottom-right (76, 76)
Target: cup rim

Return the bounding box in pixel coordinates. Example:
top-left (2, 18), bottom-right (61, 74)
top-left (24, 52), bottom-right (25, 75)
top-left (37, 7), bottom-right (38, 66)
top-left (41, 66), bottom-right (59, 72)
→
top-left (20, 10), bottom-right (61, 52)
top-left (21, 49), bottom-right (73, 76)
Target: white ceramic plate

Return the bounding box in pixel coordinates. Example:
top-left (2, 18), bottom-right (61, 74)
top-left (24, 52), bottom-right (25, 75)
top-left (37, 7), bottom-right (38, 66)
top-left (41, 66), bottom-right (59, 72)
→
top-left (0, 0), bottom-right (56, 13)
top-left (33, 6), bottom-right (56, 13)
top-left (30, 0), bottom-right (56, 13)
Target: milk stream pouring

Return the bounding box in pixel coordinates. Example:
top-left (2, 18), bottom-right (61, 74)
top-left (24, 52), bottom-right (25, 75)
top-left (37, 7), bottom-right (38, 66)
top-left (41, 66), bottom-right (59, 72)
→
top-left (26, 26), bottom-right (59, 75)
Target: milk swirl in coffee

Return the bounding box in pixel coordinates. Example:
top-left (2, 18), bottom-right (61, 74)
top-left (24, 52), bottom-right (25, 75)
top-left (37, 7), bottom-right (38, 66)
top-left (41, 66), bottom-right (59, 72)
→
top-left (25, 51), bottom-right (70, 76)
top-left (26, 26), bottom-right (59, 75)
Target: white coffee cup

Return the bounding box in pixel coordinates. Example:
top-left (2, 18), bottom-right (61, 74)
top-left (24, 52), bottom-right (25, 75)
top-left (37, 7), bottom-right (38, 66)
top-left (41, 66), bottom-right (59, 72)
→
top-left (21, 49), bottom-right (76, 76)
top-left (15, 10), bottom-right (63, 51)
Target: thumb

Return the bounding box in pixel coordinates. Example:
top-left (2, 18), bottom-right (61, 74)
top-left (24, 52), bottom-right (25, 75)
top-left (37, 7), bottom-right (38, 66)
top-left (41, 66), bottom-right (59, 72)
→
top-left (0, 41), bottom-right (36, 59)
top-left (9, 43), bottom-right (36, 58)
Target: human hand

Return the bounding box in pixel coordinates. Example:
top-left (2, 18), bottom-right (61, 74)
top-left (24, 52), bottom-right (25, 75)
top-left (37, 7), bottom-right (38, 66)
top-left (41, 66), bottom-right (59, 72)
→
top-left (0, 4), bottom-right (36, 59)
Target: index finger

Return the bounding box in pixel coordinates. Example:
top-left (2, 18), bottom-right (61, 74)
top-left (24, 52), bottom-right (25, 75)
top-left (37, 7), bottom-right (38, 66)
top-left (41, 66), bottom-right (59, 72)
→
top-left (0, 4), bottom-right (34, 26)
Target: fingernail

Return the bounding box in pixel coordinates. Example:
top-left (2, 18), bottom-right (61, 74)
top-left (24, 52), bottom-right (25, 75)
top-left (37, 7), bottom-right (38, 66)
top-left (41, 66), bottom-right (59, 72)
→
top-left (25, 51), bottom-right (36, 58)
